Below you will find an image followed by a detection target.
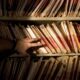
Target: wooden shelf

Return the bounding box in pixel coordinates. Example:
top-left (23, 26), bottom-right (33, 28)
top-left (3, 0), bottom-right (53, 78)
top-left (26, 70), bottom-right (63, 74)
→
top-left (8, 53), bottom-right (80, 58)
top-left (36, 53), bottom-right (80, 57)
top-left (0, 16), bottom-right (80, 21)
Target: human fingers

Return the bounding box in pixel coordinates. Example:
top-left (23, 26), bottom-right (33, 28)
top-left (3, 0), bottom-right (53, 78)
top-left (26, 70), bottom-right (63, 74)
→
top-left (24, 38), bottom-right (41, 43)
top-left (29, 42), bottom-right (44, 48)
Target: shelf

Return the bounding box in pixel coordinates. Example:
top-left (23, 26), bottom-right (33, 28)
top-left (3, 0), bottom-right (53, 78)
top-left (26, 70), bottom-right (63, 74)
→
top-left (8, 53), bottom-right (80, 58)
top-left (36, 53), bottom-right (80, 57)
top-left (0, 16), bottom-right (80, 21)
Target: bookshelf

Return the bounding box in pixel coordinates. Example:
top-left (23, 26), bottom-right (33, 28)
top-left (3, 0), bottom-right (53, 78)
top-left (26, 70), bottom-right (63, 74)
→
top-left (0, 0), bottom-right (80, 80)
top-left (0, 18), bottom-right (80, 57)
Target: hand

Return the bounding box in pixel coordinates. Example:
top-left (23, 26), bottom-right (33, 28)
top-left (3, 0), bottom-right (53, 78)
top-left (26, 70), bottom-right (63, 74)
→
top-left (15, 38), bottom-right (44, 55)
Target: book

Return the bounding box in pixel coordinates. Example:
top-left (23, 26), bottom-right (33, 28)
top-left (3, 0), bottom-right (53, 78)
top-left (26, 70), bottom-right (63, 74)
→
top-left (0, 23), bottom-right (7, 39)
top-left (46, 24), bottom-right (61, 53)
top-left (76, 58), bottom-right (80, 80)
top-left (46, 23), bottom-right (67, 53)
top-left (15, 25), bottom-right (25, 39)
top-left (19, 24), bottom-right (31, 38)
top-left (71, 56), bottom-right (78, 80)
top-left (10, 24), bottom-right (19, 39)
top-left (24, 0), bottom-right (35, 16)
top-left (52, 23), bottom-right (71, 53)
top-left (5, 24), bottom-right (13, 40)
top-left (0, 23), bottom-right (13, 40)
top-left (34, 58), bottom-right (46, 79)
top-left (40, 0), bottom-right (56, 17)
top-left (76, 23), bottom-right (80, 42)
top-left (0, 59), bottom-right (6, 78)
top-left (0, 58), bottom-right (13, 80)
top-left (44, 58), bottom-right (55, 80)
top-left (0, 0), bottom-right (2, 16)
top-left (27, 59), bottom-right (42, 80)
top-left (62, 0), bottom-right (69, 16)
top-left (26, 25), bottom-right (48, 54)
top-left (60, 21), bottom-right (73, 51)
top-left (8, 58), bottom-right (18, 80)
top-left (31, 0), bottom-right (49, 17)
top-left (2, 0), bottom-right (7, 16)
top-left (49, 57), bottom-right (62, 80)
top-left (52, 0), bottom-right (64, 17)
top-left (14, 25), bottom-right (22, 39)
top-left (27, 0), bottom-right (41, 16)
top-left (39, 24), bottom-right (57, 53)
top-left (16, 57), bottom-right (30, 80)
top-left (32, 57), bottom-right (43, 80)
top-left (14, 0), bottom-right (26, 16)
top-left (7, 0), bottom-right (14, 16)
top-left (64, 57), bottom-right (73, 80)
top-left (31, 25), bottom-right (51, 53)
top-left (60, 56), bottom-right (69, 80)
top-left (13, 58), bottom-right (23, 80)
top-left (49, 0), bottom-right (60, 17)
top-left (55, 64), bottom-right (64, 80)
top-left (0, 23), bottom-right (4, 38)
top-left (34, 25), bottom-right (56, 53)
top-left (37, 59), bottom-right (49, 80)
top-left (67, 21), bottom-right (78, 52)
top-left (73, 0), bottom-right (80, 16)
top-left (69, 22), bottom-right (80, 52)
top-left (19, 25), bottom-right (37, 54)
top-left (41, 59), bottom-right (53, 80)
top-left (18, 0), bottom-right (28, 16)
top-left (68, 0), bottom-right (74, 16)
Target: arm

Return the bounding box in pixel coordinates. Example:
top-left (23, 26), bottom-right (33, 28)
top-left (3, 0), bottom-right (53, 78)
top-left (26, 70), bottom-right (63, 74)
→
top-left (0, 39), bottom-right (14, 52)
top-left (0, 38), bottom-right (43, 56)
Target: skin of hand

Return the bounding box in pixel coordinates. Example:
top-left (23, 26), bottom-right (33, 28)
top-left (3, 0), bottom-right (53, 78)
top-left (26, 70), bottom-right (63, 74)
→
top-left (15, 38), bottom-right (44, 55)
